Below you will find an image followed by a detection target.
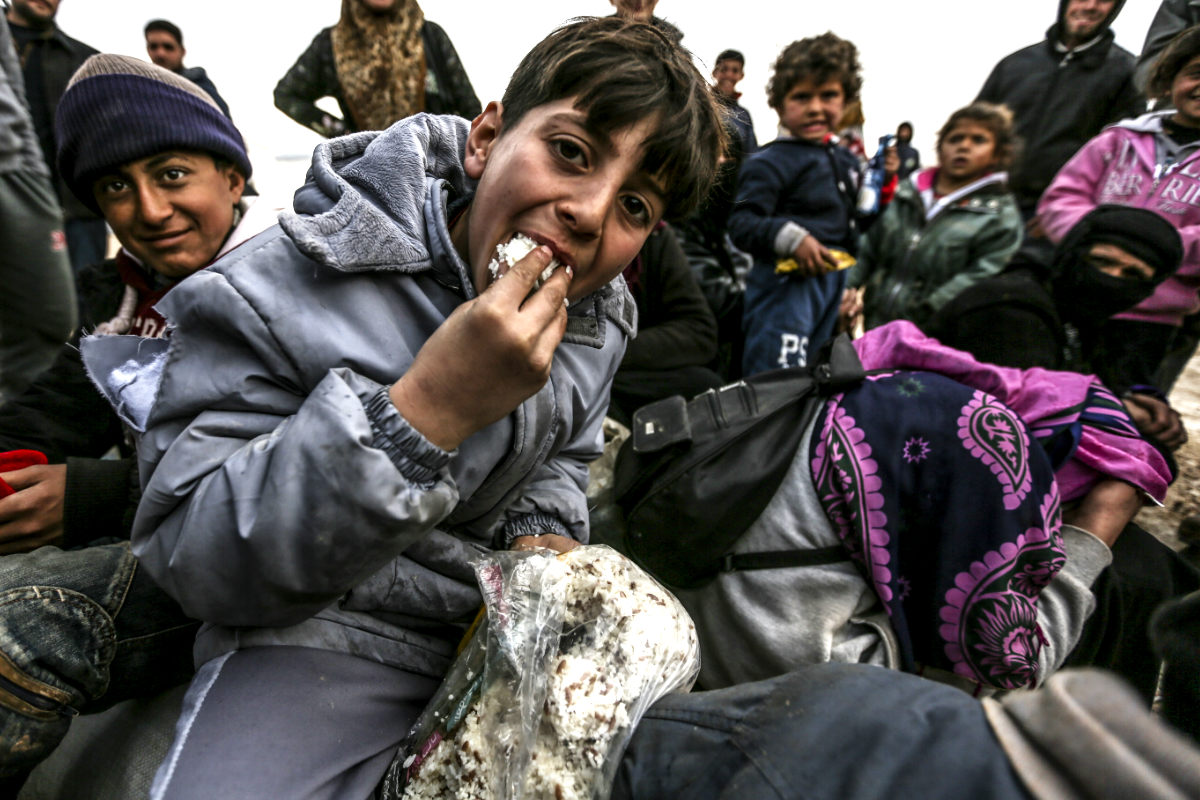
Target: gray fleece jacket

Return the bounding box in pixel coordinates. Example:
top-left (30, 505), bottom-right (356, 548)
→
top-left (678, 416), bottom-right (1112, 692)
top-left (82, 114), bottom-right (635, 677)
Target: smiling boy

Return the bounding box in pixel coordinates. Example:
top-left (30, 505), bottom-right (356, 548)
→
top-left (82, 17), bottom-right (722, 799)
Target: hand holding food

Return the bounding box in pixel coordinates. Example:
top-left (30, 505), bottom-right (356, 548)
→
top-left (389, 237), bottom-right (572, 451)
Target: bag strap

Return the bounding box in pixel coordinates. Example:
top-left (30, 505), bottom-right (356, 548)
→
top-left (721, 546), bottom-right (848, 574)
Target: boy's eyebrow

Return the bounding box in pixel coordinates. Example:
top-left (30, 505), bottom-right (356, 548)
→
top-left (143, 152), bottom-right (197, 169)
top-left (547, 111), bottom-right (615, 153)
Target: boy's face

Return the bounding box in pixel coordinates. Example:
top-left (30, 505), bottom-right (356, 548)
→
top-left (457, 99), bottom-right (665, 303)
top-left (712, 59), bottom-right (744, 96)
top-left (92, 150), bottom-right (245, 279)
top-left (936, 121), bottom-right (997, 186)
top-left (779, 77), bottom-right (844, 143)
top-left (145, 31), bottom-right (185, 72)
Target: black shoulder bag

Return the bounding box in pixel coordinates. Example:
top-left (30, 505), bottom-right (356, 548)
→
top-left (613, 334), bottom-right (867, 589)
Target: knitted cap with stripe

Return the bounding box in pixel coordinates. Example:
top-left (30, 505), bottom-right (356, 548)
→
top-left (56, 54), bottom-right (251, 214)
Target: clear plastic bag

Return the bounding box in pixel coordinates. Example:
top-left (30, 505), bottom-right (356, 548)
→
top-left (379, 544), bottom-right (700, 800)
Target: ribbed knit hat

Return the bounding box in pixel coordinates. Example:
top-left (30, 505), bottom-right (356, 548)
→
top-left (56, 54), bottom-right (252, 214)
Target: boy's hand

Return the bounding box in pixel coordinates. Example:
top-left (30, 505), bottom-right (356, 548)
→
top-left (389, 245), bottom-right (571, 451)
top-left (511, 533), bottom-right (580, 554)
top-left (1123, 393), bottom-right (1187, 450)
top-left (0, 464), bottom-right (66, 554)
top-left (792, 236), bottom-right (837, 277)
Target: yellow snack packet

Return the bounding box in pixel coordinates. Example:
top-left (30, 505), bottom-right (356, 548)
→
top-left (774, 249), bottom-right (856, 275)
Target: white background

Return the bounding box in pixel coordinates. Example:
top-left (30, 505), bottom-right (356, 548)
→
top-left (53, 0), bottom-right (1161, 206)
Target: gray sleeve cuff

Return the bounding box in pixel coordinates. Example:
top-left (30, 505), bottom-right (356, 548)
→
top-left (360, 383), bottom-right (452, 488)
top-left (1058, 524), bottom-right (1114, 588)
top-left (499, 513), bottom-right (571, 550)
top-left (774, 221), bottom-right (810, 257)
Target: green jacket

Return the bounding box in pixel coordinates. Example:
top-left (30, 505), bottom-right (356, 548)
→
top-left (851, 169), bottom-right (1022, 330)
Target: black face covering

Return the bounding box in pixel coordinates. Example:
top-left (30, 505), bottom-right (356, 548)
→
top-left (1051, 254), bottom-right (1159, 327)
top-left (1048, 204), bottom-right (1183, 328)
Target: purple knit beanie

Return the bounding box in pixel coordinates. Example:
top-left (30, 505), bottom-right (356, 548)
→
top-left (56, 54), bottom-right (251, 214)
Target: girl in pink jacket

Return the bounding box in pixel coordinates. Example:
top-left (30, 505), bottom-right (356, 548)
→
top-left (1038, 25), bottom-right (1200, 388)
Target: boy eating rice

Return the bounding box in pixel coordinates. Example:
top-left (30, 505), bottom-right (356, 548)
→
top-left (82, 17), bottom-right (723, 799)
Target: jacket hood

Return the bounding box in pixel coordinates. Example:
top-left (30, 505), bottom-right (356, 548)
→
top-left (1049, 0), bottom-right (1125, 47)
top-left (279, 113), bottom-right (474, 275)
top-left (1114, 109), bottom-right (1171, 134)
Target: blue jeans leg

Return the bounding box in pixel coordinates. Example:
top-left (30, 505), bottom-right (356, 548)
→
top-left (0, 542), bottom-right (197, 778)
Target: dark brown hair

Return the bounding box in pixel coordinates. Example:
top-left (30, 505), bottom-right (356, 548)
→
top-left (144, 19), bottom-right (183, 46)
top-left (936, 102), bottom-right (1020, 172)
top-left (500, 16), bottom-right (726, 222)
top-left (767, 32), bottom-right (862, 111)
top-left (1146, 24), bottom-right (1200, 100)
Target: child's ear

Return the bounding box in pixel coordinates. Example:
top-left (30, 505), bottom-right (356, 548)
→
top-left (464, 101), bottom-right (503, 180)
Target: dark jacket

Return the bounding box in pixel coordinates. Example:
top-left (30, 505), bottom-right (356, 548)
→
top-left (716, 92), bottom-right (756, 156)
top-left (896, 140), bottom-right (920, 179)
top-left (924, 264), bottom-right (1067, 372)
top-left (1135, 0), bottom-right (1200, 90)
top-left (925, 265), bottom-right (1168, 396)
top-left (179, 66), bottom-right (230, 118)
top-left (0, 260), bottom-right (136, 548)
top-left (975, 0), bottom-right (1143, 210)
top-left (273, 22), bottom-right (481, 137)
top-left (621, 224), bottom-right (717, 371)
top-left (5, 19), bottom-right (96, 220)
top-left (728, 136), bottom-right (861, 257)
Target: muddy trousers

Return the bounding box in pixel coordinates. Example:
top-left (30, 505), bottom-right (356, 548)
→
top-left (0, 542), bottom-right (197, 781)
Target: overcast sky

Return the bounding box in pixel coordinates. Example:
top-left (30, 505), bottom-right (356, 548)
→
top-left (52, 0), bottom-right (1161, 207)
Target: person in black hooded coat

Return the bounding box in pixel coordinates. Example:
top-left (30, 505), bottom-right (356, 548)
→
top-left (976, 0), bottom-right (1144, 217)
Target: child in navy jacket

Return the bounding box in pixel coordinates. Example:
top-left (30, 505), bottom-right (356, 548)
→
top-left (729, 33), bottom-right (877, 375)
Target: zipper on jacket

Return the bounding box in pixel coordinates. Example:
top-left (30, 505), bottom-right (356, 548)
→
top-left (874, 199), bottom-right (994, 321)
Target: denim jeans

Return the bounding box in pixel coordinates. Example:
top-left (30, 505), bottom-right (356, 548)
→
top-left (611, 664), bottom-right (1032, 800)
top-left (0, 542), bottom-right (197, 778)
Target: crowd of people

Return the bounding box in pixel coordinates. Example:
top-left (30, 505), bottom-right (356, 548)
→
top-left (0, 0), bottom-right (1199, 798)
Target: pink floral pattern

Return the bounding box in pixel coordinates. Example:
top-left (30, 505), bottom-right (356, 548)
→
top-left (939, 486), bottom-right (1064, 687)
top-left (958, 391), bottom-right (1032, 511)
top-left (812, 400), bottom-right (893, 605)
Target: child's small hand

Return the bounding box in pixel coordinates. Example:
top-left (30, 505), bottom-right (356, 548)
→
top-left (389, 245), bottom-right (572, 451)
top-left (838, 287), bottom-right (863, 334)
top-left (792, 236), bottom-right (837, 277)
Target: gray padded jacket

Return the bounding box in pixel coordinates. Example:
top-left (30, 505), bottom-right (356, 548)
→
top-left (0, 21), bottom-right (44, 175)
top-left (82, 114), bottom-right (636, 677)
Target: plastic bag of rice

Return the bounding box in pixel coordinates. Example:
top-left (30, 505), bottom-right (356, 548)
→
top-left (378, 544), bottom-right (700, 800)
